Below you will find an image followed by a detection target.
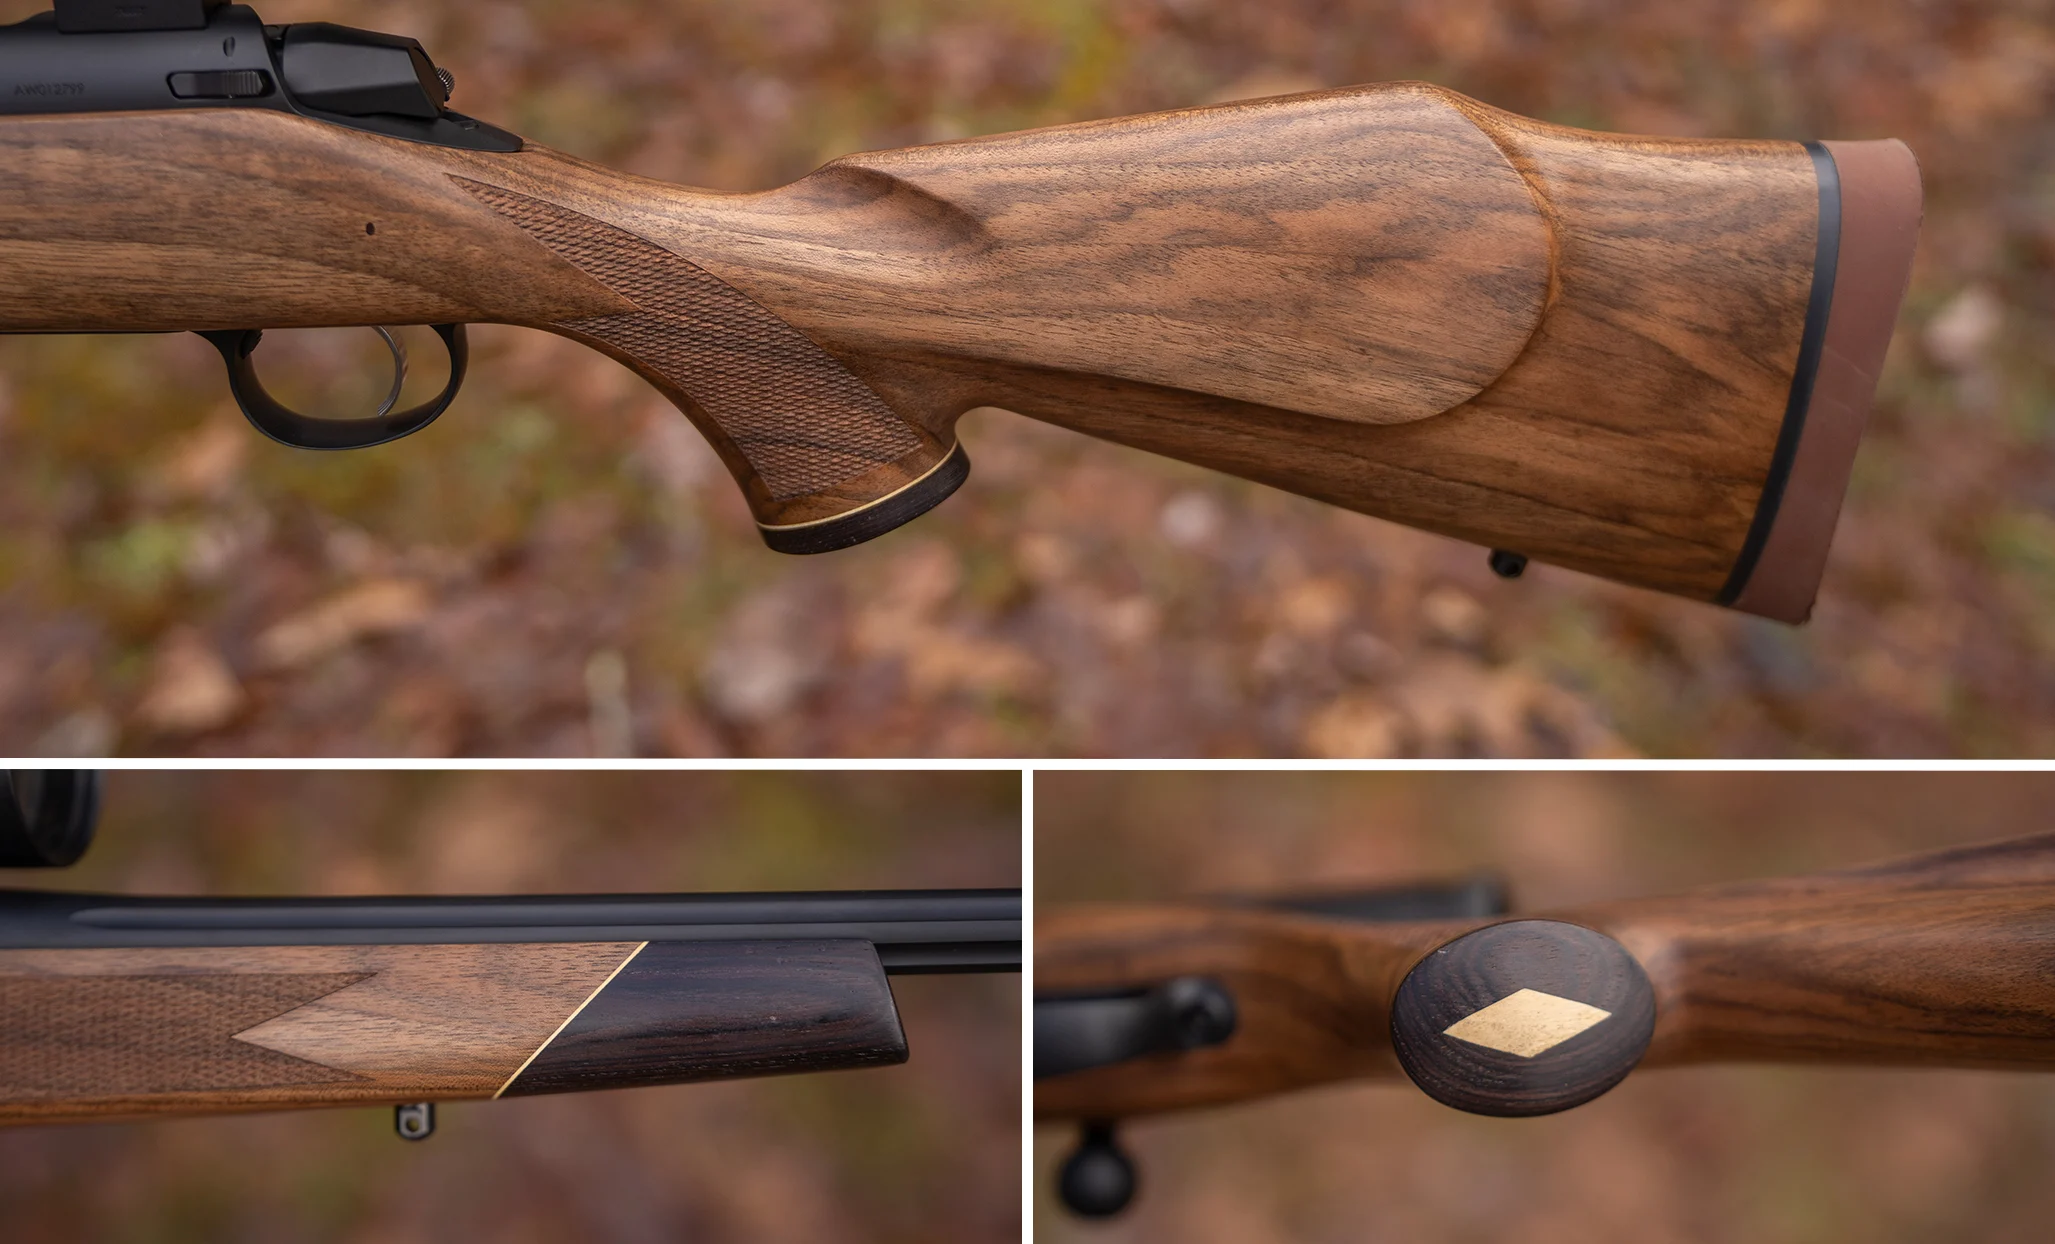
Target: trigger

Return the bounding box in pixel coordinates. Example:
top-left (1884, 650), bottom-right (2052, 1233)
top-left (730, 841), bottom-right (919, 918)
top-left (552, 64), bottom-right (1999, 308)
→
top-left (195, 324), bottom-right (468, 451)
top-left (372, 326), bottom-right (409, 420)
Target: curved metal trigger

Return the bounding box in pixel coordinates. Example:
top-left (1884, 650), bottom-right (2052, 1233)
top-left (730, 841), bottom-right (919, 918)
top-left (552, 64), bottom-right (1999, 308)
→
top-left (371, 326), bottom-right (408, 419)
top-left (195, 323), bottom-right (468, 451)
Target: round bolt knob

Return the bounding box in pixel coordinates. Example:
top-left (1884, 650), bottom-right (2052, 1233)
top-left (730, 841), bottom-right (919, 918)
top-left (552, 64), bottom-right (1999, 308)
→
top-left (1058, 1122), bottom-right (1136, 1217)
top-left (1391, 919), bottom-right (1654, 1116)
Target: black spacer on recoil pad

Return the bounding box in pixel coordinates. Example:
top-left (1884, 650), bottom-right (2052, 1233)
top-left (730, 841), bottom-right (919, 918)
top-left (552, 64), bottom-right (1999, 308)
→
top-left (1390, 919), bottom-right (1655, 1117)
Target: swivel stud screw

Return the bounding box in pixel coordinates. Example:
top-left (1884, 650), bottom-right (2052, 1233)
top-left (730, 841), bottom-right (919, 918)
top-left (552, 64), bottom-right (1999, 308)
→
top-left (394, 1102), bottom-right (436, 1141)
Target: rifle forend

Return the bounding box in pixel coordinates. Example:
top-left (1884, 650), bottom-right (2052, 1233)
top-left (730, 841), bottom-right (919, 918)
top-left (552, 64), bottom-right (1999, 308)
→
top-left (0, 888), bottom-right (1019, 1124)
top-left (1035, 836), bottom-right (2055, 1122)
top-left (0, 4), bottom-right (1921, 620)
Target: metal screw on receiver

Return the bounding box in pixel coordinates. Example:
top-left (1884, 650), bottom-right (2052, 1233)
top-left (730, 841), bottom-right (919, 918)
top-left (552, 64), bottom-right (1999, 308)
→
top-left (394, 1102), bottom-right (435, 1140)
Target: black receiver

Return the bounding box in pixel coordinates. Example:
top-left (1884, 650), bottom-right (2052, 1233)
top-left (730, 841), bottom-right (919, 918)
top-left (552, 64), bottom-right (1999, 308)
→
top-left (0, 1), bottom-right (504, 448)
top-left (3, 0), bottom-right (516, 150)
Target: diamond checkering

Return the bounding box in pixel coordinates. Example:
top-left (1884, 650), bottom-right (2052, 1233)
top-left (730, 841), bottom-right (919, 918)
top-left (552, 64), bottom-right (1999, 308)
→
top-left (1442, 988), bottom-right (1613, 1057)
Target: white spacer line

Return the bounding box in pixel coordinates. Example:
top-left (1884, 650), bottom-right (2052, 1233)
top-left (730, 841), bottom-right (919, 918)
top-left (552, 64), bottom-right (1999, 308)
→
top-left (494, 941), bottom-right (647, 1098)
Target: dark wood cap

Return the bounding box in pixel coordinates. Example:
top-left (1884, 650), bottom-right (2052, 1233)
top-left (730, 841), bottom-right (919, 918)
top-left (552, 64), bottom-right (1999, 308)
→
top-left (1390, 919), bottom-right (1655, 1117)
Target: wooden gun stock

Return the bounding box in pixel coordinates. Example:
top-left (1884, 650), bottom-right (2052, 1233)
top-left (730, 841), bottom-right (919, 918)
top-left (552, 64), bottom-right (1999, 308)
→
top-left (0, 938), bottom-right (904, 1124)
top-left (0, 884), bottom-right (1020, 1126)
top-left (0, 79), bottom-right (1920, 618)
top-left (1035, 835), bottom-right (2055, 1121)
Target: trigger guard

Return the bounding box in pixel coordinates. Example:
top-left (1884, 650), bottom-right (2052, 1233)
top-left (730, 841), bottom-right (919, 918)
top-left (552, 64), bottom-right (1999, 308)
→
top-left (196, 323), bottom-right (468, 451)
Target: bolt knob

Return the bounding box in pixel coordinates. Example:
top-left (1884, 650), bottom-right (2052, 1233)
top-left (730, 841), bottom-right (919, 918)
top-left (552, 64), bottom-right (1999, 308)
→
top-left (1058, 1122), bottom-right (1136, 1217)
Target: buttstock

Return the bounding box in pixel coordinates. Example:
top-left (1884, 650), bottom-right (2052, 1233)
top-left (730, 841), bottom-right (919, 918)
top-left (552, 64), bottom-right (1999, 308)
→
top-left (0, 938), bottom-right (905, 1125)
top-left (1587, 834), bottom-right (2055, 1071)
top-left (1035, 834), bottom-right (2055, 1122)
top-left (0, 78), bottom-right (1921, 614)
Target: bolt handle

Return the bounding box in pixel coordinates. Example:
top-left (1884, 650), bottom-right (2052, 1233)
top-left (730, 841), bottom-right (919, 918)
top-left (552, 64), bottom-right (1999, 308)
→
top-left (1034, 976), bottom-right (1237, 1079)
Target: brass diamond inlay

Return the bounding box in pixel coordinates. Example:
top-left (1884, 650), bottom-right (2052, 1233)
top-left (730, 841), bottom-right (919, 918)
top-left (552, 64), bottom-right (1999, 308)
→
top-left (1442, 988), bottom-right (1612, 1057)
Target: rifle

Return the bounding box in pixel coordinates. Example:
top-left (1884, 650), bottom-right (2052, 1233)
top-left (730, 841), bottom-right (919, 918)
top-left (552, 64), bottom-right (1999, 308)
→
top-left (0, 770), bottom-right (1019, 1135)
top-left (1035, 835), bottom-right (2055, 1216)
top-left (0, 2), bottom-right (1921, 622)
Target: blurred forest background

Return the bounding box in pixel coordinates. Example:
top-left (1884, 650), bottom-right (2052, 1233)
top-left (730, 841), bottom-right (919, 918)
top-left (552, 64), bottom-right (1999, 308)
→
top-left (0, 0), bottom-right (2050, 758)
top-left (0, 769), bottom-right (1021, 1243)
top-left (1035, 770), bottom-right (2055, 1244)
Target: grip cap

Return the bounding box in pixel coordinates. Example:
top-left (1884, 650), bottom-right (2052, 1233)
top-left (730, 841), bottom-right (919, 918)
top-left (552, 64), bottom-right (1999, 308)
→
top-left (1391, 919), bottom-right (1654, 1117)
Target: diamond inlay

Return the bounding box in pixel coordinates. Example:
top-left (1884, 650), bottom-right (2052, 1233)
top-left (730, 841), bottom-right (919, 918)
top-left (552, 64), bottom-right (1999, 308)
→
top-left (1442, 988), bottom-right (1612, 1057)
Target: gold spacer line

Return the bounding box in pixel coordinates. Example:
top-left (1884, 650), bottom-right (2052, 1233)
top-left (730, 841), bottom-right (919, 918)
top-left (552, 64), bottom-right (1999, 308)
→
top-left (493, 941), bottom-right (647, 1099)
top-left (756, 443), bottom-right (961, 531)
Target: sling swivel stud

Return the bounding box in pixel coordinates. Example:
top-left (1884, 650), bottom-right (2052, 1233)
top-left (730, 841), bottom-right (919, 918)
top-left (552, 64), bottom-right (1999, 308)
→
top-left (394, 1101), bottom-right (435, 1140)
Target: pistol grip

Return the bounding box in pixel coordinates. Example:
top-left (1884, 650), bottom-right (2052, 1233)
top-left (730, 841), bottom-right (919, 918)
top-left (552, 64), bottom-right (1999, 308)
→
top-left (457, 179), bottom-right (964, 551)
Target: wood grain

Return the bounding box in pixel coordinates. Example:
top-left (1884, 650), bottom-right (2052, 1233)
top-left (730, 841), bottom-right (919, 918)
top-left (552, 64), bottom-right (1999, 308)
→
top-left (1034, 903), bottom-right (1447, 1118)
top-left (0, 82), bottom-right (1850, 604)
top-left (0, 942), bottom-right (636, 1123)
top-left (1587, 836), bottom-right (2055, 1070)
top-left (1037, 834), bottom-right (2055, 1121)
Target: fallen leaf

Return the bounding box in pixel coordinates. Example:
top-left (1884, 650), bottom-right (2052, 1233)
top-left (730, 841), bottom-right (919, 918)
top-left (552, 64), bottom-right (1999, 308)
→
top-left (1303, 696), bottom-right (1407, 757)
top-left (1924, 284), bottom-right (2003, 372)
top-left (1159, 490), bottom-right (1225, 548)
top-left (132, 629), bottom-right (245, 735)
top-left (143, 416), bottom-right (247, 504)
top-left (254, 579), bottom-right (433, 671)
top-left (1420, 585), bottom-right (1489, 647)
top-left (1277, 577), bottom-right (1352, 638)
top-left (901, 633), bottom-right (1040, 698)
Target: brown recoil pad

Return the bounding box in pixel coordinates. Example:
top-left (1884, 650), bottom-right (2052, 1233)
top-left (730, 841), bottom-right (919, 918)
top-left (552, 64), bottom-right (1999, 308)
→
top-left (1728, 138), bottom-right (1922, 622)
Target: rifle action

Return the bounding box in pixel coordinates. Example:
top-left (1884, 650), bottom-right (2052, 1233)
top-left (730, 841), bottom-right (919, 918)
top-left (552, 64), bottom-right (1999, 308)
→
top-left (0, 0), bottom-right (1920, 621)
top-left (1036, 835), bottom-right (2055, 1215)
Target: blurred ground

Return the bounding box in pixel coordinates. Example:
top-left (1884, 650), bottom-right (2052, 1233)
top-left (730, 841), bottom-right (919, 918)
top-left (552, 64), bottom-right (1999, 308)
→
top-left (1034, 771), bottom-right (2055, 1244)
top-left (0, 769), bottom-right (1021, 1244)
top-left (0, 0), bottom-right (2051, 758)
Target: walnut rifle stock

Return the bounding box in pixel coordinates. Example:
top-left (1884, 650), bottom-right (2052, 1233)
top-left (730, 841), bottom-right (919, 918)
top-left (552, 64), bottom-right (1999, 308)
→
top-left (1035, 835), bottom-right (2055, 1124)
top-left (0, 3), bottom-right (1921, 619)
top-left (0, 887), bottom-right (1020, 1124)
